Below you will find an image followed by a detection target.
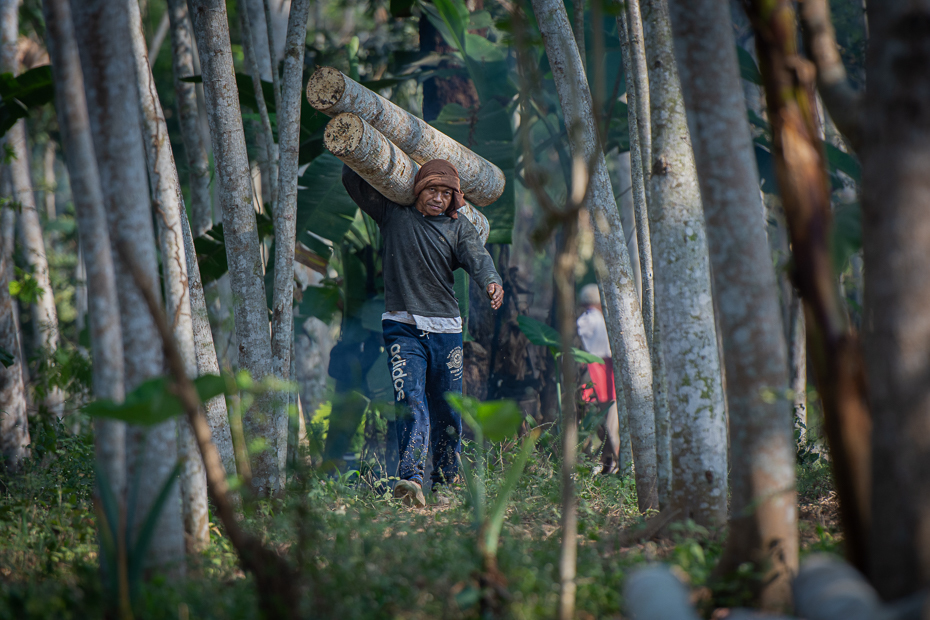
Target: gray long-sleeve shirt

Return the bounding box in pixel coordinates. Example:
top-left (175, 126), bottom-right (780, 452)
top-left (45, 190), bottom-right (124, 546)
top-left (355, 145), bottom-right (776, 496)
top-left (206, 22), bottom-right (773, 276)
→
top-left (342, 165), bottom-right (502, 318)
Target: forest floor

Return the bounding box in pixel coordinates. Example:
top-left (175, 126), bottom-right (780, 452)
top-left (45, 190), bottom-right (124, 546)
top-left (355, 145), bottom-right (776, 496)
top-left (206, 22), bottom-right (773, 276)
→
top-left (0, 421), bottom-right (841, 619)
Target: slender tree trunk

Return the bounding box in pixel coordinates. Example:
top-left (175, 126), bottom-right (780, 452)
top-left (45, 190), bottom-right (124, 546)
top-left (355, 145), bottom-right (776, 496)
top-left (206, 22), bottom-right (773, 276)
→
top-left (43, 0), bottom-right (126, 491)
top-left (42, 140), bottom-right (57, 221)
top-left (666, 0), bottom-right (797, 604)
top-left (148, 12), bottom-right (170, 66)
top-left (862, 1), bottom-right (930, 601)
top-left (270, 0), bottom-right (310, 478)
top-left (127, 0), bottom-right (210, 552)
top-left (531, 0), bottom-right (658, 512)
top-left (189, 0), bottom-right (279, 496)
top-left (789, 294), bottom-right (807, 440)
top-left (166, 0), bottom-right (212, 236)
top-left (261, 0), bottom-right (282, 112)
top-left (72, 0), bottom-right (186, 576)
top-left (640, 0), bottom-right (727, 526)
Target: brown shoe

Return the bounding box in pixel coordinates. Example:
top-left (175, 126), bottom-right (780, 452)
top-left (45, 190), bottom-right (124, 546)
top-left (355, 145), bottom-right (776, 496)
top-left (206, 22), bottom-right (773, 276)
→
top-left (393, 480), bottom-right (426, 507)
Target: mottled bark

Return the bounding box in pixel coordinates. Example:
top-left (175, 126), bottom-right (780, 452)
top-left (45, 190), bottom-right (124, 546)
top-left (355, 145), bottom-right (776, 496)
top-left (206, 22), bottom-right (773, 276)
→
top-left (72, 0), bottom-right (185, 576)
top-left (862, 0), bottom-right (930, 600)
top-left (789, 295), bottom-right (807, 439)
top-left (42, 141), bottom-right (57, 221)
top-left (43, 0), bottom-right (126, 489)
top-left (307, 67), bottom-right (505, 206)
top-left (667, 0), bottom-right (797, 604)
top-left (640, 0), bottom-right (727, 526)
top-left (128, 0), bottom-right (209, 552)
top-left (166, 0), bottom-right (212, 236)
top-left (261, 0), bottom-right (282, 112)
top-left (189, 0), bottom-right (279, 496)
top-left (746, 0), bottom-right (871, 574)
top-left (531, 0), bottom-right (658, 512)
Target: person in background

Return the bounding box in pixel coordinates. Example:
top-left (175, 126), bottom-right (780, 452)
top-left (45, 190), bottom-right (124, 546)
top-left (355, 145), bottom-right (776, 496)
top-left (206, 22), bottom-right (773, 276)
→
top-left (576, 283), bottom-right (622, 474)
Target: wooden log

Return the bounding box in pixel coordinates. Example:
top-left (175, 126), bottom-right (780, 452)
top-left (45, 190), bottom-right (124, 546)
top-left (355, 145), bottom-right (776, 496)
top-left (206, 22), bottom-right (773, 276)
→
top-left (324, 112), bottom-right (490, 245)
top-left (308, 66), bottom-right (505, 207)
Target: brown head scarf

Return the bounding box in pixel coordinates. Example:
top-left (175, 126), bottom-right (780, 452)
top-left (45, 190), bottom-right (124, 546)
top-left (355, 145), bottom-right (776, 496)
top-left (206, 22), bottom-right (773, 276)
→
top-left (414, 159), bottom-right (466, 218)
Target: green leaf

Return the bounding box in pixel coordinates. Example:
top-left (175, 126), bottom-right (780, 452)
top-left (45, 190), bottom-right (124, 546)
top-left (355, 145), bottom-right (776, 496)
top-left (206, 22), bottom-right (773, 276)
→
top-left (824, 142), bottom-right (861, 182)
top-left (295, 154), bottom-right (359, 246)
top-left (485, 429), bottom-right (539, 558)
top-left (193, 212), bottom-right (274, 285)
top-left (469, 10), bottom-right (494, 29)
top-left (83, 374), bottom-right (230, 426)
top-left (832, 201), bottom-right (861, 272)
top-left (464, 34), bottom-right (506, 63)
top-left (473, 399), bottom-right (523, 442)
top-left (516, 315), bottom-right (561, 349)
top-left (0, 66), bottom-right (54, 138)
top-left (737, 46), bottom-right (763, 85)
top-left (571, 348), bottom-right (604, 365)
top-left (127, 461), bottom-right (183, 593)
top-left (297, 280), bottom-right (341, 323)
top-left (0, 346), bottom-right (13, 368)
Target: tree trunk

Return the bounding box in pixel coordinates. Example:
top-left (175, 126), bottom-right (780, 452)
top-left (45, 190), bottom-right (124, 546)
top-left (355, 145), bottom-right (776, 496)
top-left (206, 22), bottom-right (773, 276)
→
top-left (862, 0), bottom-right (930, 601)
top-left (640, 0), bottom-right (727, 526)
top-left (189, 0), bottom-right (280, 496)
top-left (307, 67), bottom-right (505, 206)
top-left (261, 0), bottom-right (282, 112)
top-left (72, 0), bottom-right (186, 576)
top-left (43, 0), bottom-right (126, 491)
top-left (166, 0), bottom-right (212, 237)
top-left (269, 0), bottom-right (310, 481)
top-left (530, 0), bottom-right (658, 512)
top-left (42, 140), bottom-right (57, 221)
top-left (666, 0), bottom-right (797, 604)
top-left (128, 0), bottom-right (210, 552)
top-left (789, 294), bottom-right (807, 440)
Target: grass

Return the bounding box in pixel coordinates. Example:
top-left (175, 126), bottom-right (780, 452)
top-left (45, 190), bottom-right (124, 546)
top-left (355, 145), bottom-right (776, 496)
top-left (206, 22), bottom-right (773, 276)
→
top-left (0, 419), bottom-right (841, 619)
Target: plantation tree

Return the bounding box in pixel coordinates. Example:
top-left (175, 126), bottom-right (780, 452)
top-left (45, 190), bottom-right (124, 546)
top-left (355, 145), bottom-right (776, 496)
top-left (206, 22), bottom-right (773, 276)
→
top-left (43, 0), bottom-right (126, 489)
top-left (666, 0), bottom-right (797, 605)
top-left (640, 0), bottom-right (727, 526)
top-left (239, 1), bottom-right (277, 204)
top-left (189, 0), bottom-right (281, 495)
top-left (862, 0), bottom-right (930, 601)
top-left (1, 0), bottom-right (63, 420)
top-left (530, 0), bottom-right (659, 514)
top-left (72, 0), bottom-right (186, 574)
top-left (128, 0), bottom-right (210, 550)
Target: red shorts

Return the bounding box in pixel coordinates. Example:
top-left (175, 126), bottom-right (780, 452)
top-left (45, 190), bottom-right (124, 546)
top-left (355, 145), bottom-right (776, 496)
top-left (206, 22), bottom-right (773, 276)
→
top-left (582, 359), bottom-right (615, 403)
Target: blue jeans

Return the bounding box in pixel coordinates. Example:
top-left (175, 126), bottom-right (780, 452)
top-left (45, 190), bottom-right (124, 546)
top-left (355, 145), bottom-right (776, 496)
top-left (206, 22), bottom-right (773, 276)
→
top-left (382, 320), bottom-right (463, 487)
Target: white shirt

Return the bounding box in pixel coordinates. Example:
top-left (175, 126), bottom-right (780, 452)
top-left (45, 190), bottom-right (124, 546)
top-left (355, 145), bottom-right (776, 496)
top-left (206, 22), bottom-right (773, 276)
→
top-left (576, 307), bottom-right (611, 359)
top-left (382, 311), bottom-right (463, 334)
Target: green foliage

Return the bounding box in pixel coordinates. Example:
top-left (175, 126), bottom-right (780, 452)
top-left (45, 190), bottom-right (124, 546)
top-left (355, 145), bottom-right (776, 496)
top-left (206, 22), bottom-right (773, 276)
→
top-left (193, 212), bottom-right (274, 285)
top-left (516, 315), bottom-right (604, 364)
top-left (8, 266), bottom-right (44, 304)
top-left (82, 374), bottom-right (229, 426)
top-left (0, 345), bottom-right (13, 367)
top-left (736, 46), bottom-right (763, 85)
top-left (0, 66), bottom-right (54, 138)
top-left (295, 154), bottom-right (360, 248)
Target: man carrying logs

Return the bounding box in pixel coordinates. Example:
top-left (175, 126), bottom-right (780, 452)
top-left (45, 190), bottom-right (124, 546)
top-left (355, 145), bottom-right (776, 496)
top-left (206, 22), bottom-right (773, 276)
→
top-left (342, 161), bottom-right (504, 507)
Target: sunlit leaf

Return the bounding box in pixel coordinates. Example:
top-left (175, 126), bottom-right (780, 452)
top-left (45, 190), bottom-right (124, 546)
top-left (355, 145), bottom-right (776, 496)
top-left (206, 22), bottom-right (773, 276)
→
top-left (0, 66), bottom-right (54, 138)
top-left (516, 315), bottom-right (561, 349)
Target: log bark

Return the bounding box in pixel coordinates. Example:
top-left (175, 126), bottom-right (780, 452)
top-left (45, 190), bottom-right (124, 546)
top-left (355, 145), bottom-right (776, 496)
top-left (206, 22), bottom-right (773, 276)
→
top-left (128, 0), bottom-right (209, 552)
top-left (323, 112), bottom-right (491, 243)
top-left (861, 0), bottom-right (930, 600)
top-left (641, 0), bottom-right (728, 526)
top-left (269, 0), bottom-right (310, 482)
top-left (43, 0), bottom-right (126, 490)
top-left (189, 0), bottom-right (280, 496)
top-left (667, 0), bottom-right (797, 605)
top-left (530, 0), bottom-right (659, 512)
top-left (72, 0), bottom-right (186, 576)
top-left (307, 66), bottom-right (505, 207)
top-left (166, 0), bottom-right (212, 237)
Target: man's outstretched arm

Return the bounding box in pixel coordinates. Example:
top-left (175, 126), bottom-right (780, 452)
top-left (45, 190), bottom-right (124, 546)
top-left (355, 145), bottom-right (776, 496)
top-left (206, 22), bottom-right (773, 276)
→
top-left (341, 165), bottom-right (389, 225)
top-left (456, 220), bottom-right (504, 310)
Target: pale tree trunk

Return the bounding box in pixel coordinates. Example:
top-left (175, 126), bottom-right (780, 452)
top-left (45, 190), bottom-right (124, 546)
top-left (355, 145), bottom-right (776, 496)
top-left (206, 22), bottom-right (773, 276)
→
top-left (269, 0), bottom-right (310, 478)
top-left (166, 0), bottom-right (212, 237)
top-left (531, 0), bottom-right (659, 512)
top-left (148, 12), bottom-right (170, 66)
top-left (261, 0), bottom-right (282, 112)
top-left (862, 1), bottom-right (930, 601)
top-left (127, 0), bottom-right (209, 552)
top-left (789, 294), bottom-right (807, 439)
top-left (239, 1), bottom-right (278, 205)
top-left (640, 0), bottom-right (727, 526)
top-left (189, 0), bottom-right (279, 495)
top-left (42, 141), bottom-right (56, 221)
top-left (245, 0), bottom-right (273, 80)
top-left (72, 0), bottom-right (186, 576)
top-left (616, 0), bottom-right (672, 507)
top-left (43, 0), bottom-right (126, 491)
top-left (1, 3), bottom-right (64, 419)
top-left (666, 0), bottom-right (797, 605)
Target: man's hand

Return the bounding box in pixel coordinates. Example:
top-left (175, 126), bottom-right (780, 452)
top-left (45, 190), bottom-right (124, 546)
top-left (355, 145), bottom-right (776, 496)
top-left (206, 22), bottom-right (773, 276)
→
top-left (487, 283), bottom-right (504, 310)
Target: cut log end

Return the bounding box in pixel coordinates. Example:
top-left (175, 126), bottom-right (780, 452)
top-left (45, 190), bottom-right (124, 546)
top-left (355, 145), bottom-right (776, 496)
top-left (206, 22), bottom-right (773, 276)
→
top-left (307, 66), bottom-right (346, 112)
top-left (323, 113), bottom-right (364, 157)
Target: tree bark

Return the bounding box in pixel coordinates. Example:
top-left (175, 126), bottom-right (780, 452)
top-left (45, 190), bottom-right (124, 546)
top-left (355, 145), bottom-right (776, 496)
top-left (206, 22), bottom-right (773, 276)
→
top-left (307, 67), bottom-right (505, 206)
top-left (640, 0), bottom-right (727, 526)
top-left (127, 0), bottom-right (210, 552)
top-left (261, 0), bottom-right (282, 112)
top-left (43, 0), bottom-right (126, 491)
top-left (166, 0), bottom-right (212, 237)
top-left (42, 140), bottom-right (57, 221)
top-left (72, 0), bottom-right (186, 576)
top-left (530, 0), bottom-right (659, 512)
top-left (189, 0), bottom-right (280, 496)
top-left (861, 0), bottom-right (930, 600)
top-left (789, 294), bottom-right (807, 440)
top-left (666, 0), bottom-right (797, 604)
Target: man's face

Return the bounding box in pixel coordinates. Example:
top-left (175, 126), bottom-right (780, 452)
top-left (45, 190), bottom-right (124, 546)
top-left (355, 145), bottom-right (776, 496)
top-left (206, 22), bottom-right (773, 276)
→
top-left (415, 185), bottom-right (453, 217)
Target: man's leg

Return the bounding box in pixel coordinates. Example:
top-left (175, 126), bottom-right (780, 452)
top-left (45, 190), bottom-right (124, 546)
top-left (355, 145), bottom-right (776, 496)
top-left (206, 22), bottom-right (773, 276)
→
top-left (382, 321), bottom-right (430, 488)
top-left (425, 332), bottom-right (464, 488)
